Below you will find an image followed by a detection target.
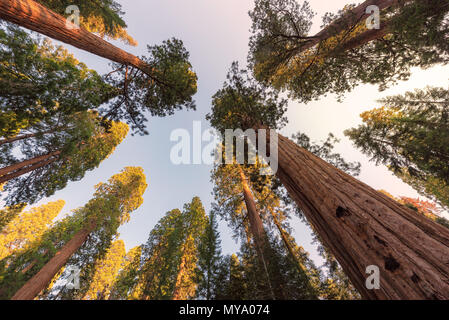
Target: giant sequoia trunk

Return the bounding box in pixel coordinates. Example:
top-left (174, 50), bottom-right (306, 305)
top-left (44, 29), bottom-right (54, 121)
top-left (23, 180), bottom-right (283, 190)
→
top-left (0, 0), bottom-right (153, 76)
top-left (11, 222), bottom-right (96, 300)
top-left (264, 131), bottom-right (449, 299)
top-left (238, 166), bottom-right (286, 300)
top-left (0, 151), bottom-right (61, 184)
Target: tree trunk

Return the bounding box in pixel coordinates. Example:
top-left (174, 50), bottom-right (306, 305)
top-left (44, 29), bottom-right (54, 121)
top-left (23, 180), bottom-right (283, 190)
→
top-left (0, 0), bottom-right (153, 76)
top-left (0, 150), bottom-right (61, 180)
top-left (301, 0), bottom-right (408, 53)
top-left (265, 131), bottom-right (449, 299)
top-left (11, 222), bottom-right (96, 300)
top-left (238, 166), bottom-right (285, 300)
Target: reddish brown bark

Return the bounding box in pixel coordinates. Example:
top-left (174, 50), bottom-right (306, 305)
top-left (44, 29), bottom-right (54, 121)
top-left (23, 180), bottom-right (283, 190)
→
top-left (0, 0), bottom-right (153, 76)
top-left (21, 249), bottom-right (49, 275)
top-left (11, 222), bottom-right (96, 300)
top-left (266, 131), bottom-right (449, 299)
top-left (0, 150), bottom-right (61, 180)
top-left (300, 0), bottom-right (408, 53)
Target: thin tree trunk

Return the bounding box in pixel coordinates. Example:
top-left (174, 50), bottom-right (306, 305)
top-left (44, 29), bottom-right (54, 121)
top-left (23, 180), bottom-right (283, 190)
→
top-left (238, 166), bottom-right (285, 300)
top-left (264, 131), bottom-right (449, 299)
top-left (0, 0), bottom-right (153, 76)
top-left (271, 212), bottom-right (318, 298)
top-left (271, 212), bottom-right (306, 273)
top-left (11, 221), bottom-right (96, 300)
top-left (0, 150), bottom-right (61, 179)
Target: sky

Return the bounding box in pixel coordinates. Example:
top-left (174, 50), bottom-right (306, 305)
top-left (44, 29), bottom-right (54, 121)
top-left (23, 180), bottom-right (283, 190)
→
top-left (10, 0), bottom-right (449, 267)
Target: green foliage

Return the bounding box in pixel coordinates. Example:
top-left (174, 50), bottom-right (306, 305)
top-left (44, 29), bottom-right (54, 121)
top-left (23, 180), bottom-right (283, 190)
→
top-left (293, 131), bottom-right (361, 176)
top-left (0, 23), bottom-right (114, 138)
top-left (108, 246), bottom-right (143, 300)
top-left (36, 0), bottom-right (136, 45)
top-left (0, 204), bottom-right (26, 233)
top-left (0, 167), bottom-right (147, 300)
top-left (137, 197), bottom-right (208, 300)
top-left (395, 169), bottom-right (449, 210)
top-left (345, 86), bottom-right (449, 201)
top-left (249, 0), bottom-right (449, 103)
top-left (196, 211), bottom-right (223, 300)
top-left (207, 62), bottom-right (287, 133)
top-left (2, 112), bottom-right (129, 206)
top-left (0, 200), bottom-right (65, 260)
top-left (103, 38), bottom-right (198, 134)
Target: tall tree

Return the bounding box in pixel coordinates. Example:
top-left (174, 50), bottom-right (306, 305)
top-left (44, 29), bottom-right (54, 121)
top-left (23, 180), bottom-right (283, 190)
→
top-left (36, 0), bottom-right (137, 45)
top-left (0, 0), bottom-right (198, 134)
top-left (207, 63), bottom-right (449, 299)
top-left (345, 86), bottom-right (449, 205)
top-left (0, 204), bottom-right (25, 232)
top-left (0, 200), bottom-right (65, 260)
top-left (138, 197), bottom-right (208, 300)
top-left (211, 157), bottom-right (320, 300)
top-left (0, 166), bottom-right (147, 300)
top-left (0, 23), bottom-right (114, 138)
top-left (108, 245), bottom-right (142, 300)
top-left (0, 112), bottom-right (128, 206)
top-left (249, 0), bottom-right (449, 102)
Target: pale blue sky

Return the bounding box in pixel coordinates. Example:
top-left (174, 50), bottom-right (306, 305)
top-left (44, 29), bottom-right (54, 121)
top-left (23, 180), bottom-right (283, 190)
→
top-left (11, 0), bottom-right (449, 267)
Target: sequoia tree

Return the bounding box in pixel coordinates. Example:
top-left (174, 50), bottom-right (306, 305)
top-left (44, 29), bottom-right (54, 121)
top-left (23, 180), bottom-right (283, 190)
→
top-left (207, 63), bottom-right (449, 299)
top-left (138, 197), bottom-right (208, 300)
top-left (2, 166), bottom-right (147, 300)
top-left (0, 23), bottom-right (114, 138)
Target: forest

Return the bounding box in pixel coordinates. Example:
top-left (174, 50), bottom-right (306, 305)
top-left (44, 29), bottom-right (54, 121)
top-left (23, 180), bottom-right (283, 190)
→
top-left (0, 0), bottom-right (449, 301)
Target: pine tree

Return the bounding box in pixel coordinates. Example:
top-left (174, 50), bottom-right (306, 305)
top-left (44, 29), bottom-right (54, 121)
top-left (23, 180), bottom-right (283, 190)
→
top-left (138, 197), bottom-right (207, 300)
top-left (82, 240), bottom-right (127, 300)
top-left (108, 245), bottom-right (142, 300)
top-left (0, 200), bottom-right (65, 260)
top-left (0, 166), bottom-right (147, 300)
top-left (196, 211), bottom-right (223, 300)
